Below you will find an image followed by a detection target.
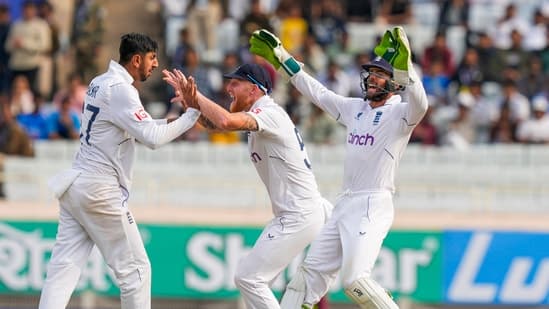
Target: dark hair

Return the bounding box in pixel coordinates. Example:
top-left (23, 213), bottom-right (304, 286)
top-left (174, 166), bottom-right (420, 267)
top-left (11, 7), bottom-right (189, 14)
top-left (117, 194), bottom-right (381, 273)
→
top-left (119, 33), bottom-right (158, 64)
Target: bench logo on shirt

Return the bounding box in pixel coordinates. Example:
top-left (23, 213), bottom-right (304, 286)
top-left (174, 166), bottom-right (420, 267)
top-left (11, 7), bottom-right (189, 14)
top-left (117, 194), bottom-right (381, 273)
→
top-left (373, 111), bottom-right (383, 125)
top-left (134, 108), bottom-right (149, 121)
top-left (251, 108), bottom-right (262, 114)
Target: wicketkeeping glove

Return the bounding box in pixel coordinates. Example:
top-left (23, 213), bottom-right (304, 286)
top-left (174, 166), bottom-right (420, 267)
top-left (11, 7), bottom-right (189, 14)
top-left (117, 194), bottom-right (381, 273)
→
top-left (374, 26), bottom-right (413, 86)
top-left (249, 29), bottom-right (302, 77)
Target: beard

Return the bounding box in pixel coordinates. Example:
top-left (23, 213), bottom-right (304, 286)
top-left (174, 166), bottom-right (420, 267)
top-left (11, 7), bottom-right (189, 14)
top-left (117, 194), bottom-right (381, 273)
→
top-left (365, 85), bottom-right (390, 102)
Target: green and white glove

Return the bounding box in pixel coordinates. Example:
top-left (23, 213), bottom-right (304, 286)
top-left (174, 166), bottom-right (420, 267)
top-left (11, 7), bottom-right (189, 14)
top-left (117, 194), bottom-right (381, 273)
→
top-left (374, 26), bottom-right (413, 86)
top-left (249, 29), bottom-right (302, 77)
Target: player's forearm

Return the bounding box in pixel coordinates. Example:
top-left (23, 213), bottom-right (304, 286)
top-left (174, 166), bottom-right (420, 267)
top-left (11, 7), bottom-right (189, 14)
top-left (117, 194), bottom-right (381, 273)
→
top-left (196, 92), bottom-right (234, 130)
top-left (197, 115), bottom-right (217, 129)
top-left (138, 108), bottom-right (200, 149)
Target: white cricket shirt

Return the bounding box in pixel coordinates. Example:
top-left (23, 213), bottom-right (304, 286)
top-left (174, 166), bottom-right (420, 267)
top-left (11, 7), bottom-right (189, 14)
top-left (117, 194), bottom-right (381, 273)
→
top-left (246, 96), bottom-right (322, 216)
top-left (291, 70), bottom-right (428, 193)
top-left (72, 60), bottom-right (200, 191)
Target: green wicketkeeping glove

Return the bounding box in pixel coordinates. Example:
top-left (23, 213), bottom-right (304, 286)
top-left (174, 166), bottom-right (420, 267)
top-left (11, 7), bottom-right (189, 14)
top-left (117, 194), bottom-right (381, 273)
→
top-left (249, 29), bottom-right (302, 77)
top-left (374, 26), bottom-right (413, 85)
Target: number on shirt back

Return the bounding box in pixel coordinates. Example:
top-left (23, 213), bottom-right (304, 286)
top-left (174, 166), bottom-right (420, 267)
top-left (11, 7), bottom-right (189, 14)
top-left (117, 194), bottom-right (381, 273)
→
top-left (80, 104), bottom-right (100, 145)
top-left (294, 127), bottom-right (312, 169)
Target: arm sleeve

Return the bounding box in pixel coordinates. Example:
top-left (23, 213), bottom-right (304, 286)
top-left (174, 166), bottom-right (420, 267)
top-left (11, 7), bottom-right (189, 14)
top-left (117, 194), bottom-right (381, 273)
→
top-left (290, 70), bottom-right (351, 126)
top-left (246, 107), bottom-right (282, 137)
top-left (110, 84), bottom-right (200, 149)
top-left (403, 67), bottom-right (429, 127)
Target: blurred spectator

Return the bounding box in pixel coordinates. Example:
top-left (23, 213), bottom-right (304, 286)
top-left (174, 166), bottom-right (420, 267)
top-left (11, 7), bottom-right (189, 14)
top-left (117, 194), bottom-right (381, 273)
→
top-left (171, 28), bottom-right (193, 68)
top-left (468, 80), bottom-right (499, 143)
top-left (304, 104), bottom-right (337, 144)
top-left (376, 0), bottom-right (413, 25)
top-left (437, 0), bottom-right (470, 34)
top-left (422, 59), bottom-right (451, 101)
top-left (0, 93), bottom-right (34, 199)
top-left (443, 91), bottom-right (476, 149)
top-left (168, 47), bottom-right (213, 142)
top-left (239, 0), bottom-right (273, 48)
top-left (490, 102), bottom-right (516, 144)
top-left (37, 1), bottom-right (61, 98)
top-left (495, 29), bottom-right (531, 81)
top-left (302, 35), bottom-right (328, 75)
top-left (47, 95), bottom-right (80, 140)
top-left (16, 93), bottom-right (49, 140)
top-left (421, 31), bottom-right (455, 78)
top-left (278, 3), bottom-right (308, 54)
top-left (52, 72), bottom-right (87, 114)
top-left (452, 47), bottom-right (483, 89)
top-left (516, 95), bottom-right (549, 144)
top-left (72, 0), bottom-right (105, 83)
top-left (186, 0), bottom-right (222, 53)
top-left (489, 3), bottom-right (529, 50)
top-left (346, 0), bottom-right (374, 22)
top-left (0, 94), bottom-right (34, 156)
top-left (177, 47), bottom-right (216, 100)
top-left (523, 8), bottom-right (547, 52)
top-left (410, 102), bottom-right (439, 145)
top-left (318, 60), bottom-right (351, 97)
top-left (284, 85), bottom-right (308, 127)
top-left (473, 32), bottom-right (499, 82)
top-left (540, 27), bottom-right (549, 74)
top-left (307, 0), bottom-right (347, 58)
top-left (4, 1), bottom-right (51, 94)
top-left (9, 74), bottom-right (34, 116)
top-left (517, 55), bottom-right (548, 100)
top-left (495, 79), bottom-right (530, 137)
top-left (0, 4), bottom-right (10, 96)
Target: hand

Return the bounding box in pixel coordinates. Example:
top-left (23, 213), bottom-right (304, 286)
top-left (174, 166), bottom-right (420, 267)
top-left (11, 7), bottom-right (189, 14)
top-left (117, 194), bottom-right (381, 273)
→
top-left (249, 29), bottom-right (302, 77)
top-left (162, 69), bottom-right (199, 111)
top-left (374, 26), bottom-right (413, 85)
top-left (181, 76), bottom-right (200, 111)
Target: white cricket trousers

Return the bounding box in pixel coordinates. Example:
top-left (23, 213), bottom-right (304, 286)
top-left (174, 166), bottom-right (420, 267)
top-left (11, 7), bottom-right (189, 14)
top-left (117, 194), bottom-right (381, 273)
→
top-left (39, 174), bottom-right (151, 309)
top-left (235, 198), bottom-right (332, 309)
top-left (301, 191), bottom-right (394, 304)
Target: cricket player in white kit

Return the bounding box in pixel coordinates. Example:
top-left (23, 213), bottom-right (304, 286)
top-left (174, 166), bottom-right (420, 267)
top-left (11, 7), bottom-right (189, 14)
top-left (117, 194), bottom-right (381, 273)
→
top-left (164, 63), bottom-right (332, 309)
top-left (38, 33), bottom-right (201, 309)
top-left (250, 27), bottom-right (428, 308)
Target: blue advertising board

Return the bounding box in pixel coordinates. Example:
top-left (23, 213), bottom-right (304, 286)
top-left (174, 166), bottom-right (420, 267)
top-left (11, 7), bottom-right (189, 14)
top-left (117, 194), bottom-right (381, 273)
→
top-left (444, 230), bottom-right (549, 305)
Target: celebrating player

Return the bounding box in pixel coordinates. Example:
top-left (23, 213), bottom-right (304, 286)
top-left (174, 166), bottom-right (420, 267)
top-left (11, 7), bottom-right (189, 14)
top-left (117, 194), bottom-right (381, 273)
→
top-left (250, 27), bottom-right (428, 308)
top-left (38, 33), bottom-right (201, 309)
top-left (164, 63), bottom-right (332, 309)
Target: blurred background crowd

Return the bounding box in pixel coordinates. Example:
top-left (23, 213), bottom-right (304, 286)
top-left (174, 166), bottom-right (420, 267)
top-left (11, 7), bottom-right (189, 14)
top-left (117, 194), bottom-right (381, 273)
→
top-left (0, 0), bottom-right (548, 156)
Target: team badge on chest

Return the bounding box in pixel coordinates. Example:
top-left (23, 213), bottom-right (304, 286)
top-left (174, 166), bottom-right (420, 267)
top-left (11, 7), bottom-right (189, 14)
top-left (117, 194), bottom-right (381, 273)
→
top-left (373, 111), bottom-right (383, 125)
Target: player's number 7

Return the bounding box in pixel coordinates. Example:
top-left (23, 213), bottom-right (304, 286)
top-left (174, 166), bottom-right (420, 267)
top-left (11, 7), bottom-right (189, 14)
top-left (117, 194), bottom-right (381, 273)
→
top-left (80, 104), bottom-right (100, 145)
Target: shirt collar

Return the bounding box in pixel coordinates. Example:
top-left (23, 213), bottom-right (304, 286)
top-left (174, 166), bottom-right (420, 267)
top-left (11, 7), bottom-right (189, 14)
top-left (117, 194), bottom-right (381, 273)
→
top-left (108, 60), bottom-right (134, 84)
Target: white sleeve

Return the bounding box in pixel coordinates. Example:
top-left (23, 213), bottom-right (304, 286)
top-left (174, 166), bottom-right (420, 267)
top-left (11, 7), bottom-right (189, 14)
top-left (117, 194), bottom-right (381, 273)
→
top-left (247, 107), bottom-right (281, 137)
top-left (290, 70), bottom-right (351, 126)
top-left (403, 67), bottom-right (429, 126)
top-left (110, 84), bottom-right (200, 149)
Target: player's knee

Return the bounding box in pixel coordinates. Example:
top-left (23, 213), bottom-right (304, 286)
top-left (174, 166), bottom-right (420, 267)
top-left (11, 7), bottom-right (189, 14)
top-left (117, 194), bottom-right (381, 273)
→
top-left (117, 261), bottom-right (151, 295)
top-left (344, 277), bottom-right (398, 309)
top-left (234, 263), bottom-right (253, 290)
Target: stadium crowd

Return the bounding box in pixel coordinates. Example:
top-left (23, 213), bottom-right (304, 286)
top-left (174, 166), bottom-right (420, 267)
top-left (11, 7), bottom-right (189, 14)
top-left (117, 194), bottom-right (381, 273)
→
top-left (0, 0), bottom-right (548, 155)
